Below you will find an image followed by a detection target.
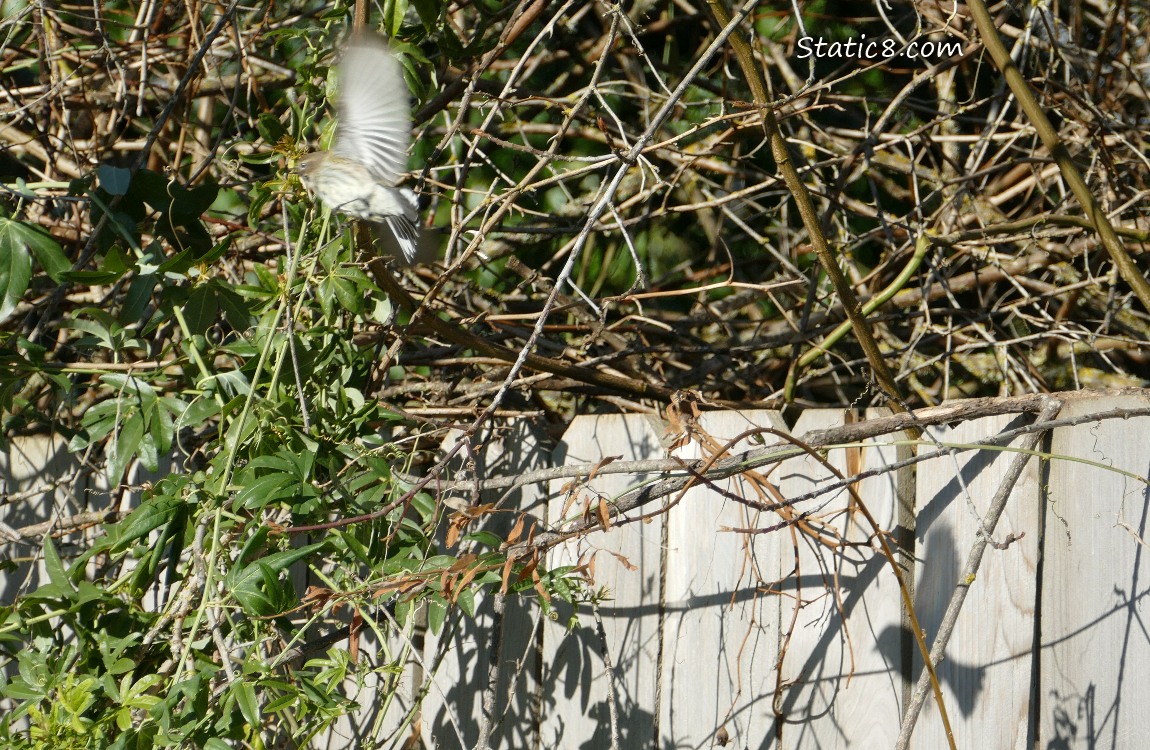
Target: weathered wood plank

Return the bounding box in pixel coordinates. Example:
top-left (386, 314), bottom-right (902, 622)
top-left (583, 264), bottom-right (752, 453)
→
top-left (420, 419), bottom-right (553, 750)
top-left (659, 410), bottom-right (785, 749)
top-left (911, 413), bottom-right (1040, 749)
top-left (0, 434), bottom-right (91, 602)
top-left (542, 414), bottom-right (667, 748)
top-left (776, 409), bottom-right (904, 748)
top-left (1039, 394), bottom-right (1150, 750)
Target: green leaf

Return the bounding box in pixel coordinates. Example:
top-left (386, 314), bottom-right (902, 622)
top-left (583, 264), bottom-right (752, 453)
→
top-left (457, 587), bottom-right (477, 618)
top-left (169, 181), bottom-right (219, 224)
top-left (233, 682), bottom-right (260, 727)
top-left (122, 270), bottom-right (157, 325)
top-left (247, 541), bottom-right (326, 577)
top-left (107, 411), bottom-right (145, 483)
top-left (410, 491), bottom-right (437, 524)
top-left (463, 531), bottom-right (504, 549)
top-left (243, 453), bottom-right (297, 474)
top-left (0, 217), bottom-right (33, 323)
top-left (256, 113), bottom-right (286, 143)
top-left (3, 217), bottom-right (70, 282)
top-left (387, 0), bottom-right (408, 37)
top-left (98, 164), bottom-right (132, 196)
top-left (69, 398), bottom-right (123, 451)
top-left (247, 183), bottom-right (274, 228)
top-left (42, 535), bottom-right (74, 594)
top-left (411, 0), bottom-right (440, 29)
top-left (178, 397), bottom-right (219, 430)
top-left (393, 597), bottom-right (412, 627)
top-left (215, 281), bottom-right (253, 329)
top-left (316, 275), bottom-right (336, 319)
top-left (3, 677), bottom-right (44, 701)
top-left (62, 314), bottom-right (120, 351)
top-left (137, 429), bottom-right (160, 472)
top-left (62, 266), bottom-right (126, 284)
top-left (208, 368), bottom-right (252, 398)
top-left (155, 396), bottom-right (182, 453)
top-left (332, 276), bottom-right (359, 313)
top-left (225, 540), bottom-right (325, 614)
top-left (368, 292), bottom-right (393, 324)
top-left (184, 284), bottom-right (219, 335)
top-left (234, 473), bottom-right (294, 511)
top-left (426, 596), bottom-right (447, 635)
top-left (107, 495), bottom-right (186, 552)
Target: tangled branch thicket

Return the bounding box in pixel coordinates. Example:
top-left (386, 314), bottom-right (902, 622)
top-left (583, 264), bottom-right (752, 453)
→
top-left (5, 0), bottom-right (1149, 421)
top-left (1, 0), bottom-right (1149, 746)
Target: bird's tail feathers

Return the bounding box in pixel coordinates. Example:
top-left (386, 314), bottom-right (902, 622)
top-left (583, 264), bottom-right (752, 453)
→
top-left (375, 217), bottom-right (439, 265)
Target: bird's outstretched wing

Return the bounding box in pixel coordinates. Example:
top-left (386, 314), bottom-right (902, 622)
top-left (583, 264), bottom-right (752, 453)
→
top-left (332, 33), bottom-right (411, 185)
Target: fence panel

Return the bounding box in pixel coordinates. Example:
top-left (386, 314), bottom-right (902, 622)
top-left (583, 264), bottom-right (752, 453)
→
top-left (661, 410), bottom-right (785, 749)
top-left (913, 414), bottom-right (1041, 749)
top-left (544, 413), bottom-right (667, 748)
top-left (1040, 394), bottom-right (1150, 749)
top-left (6, 396), bottom-right (1150, 748)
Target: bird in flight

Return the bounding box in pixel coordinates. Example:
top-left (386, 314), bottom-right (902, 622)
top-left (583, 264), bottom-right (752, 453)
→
top-left (297, 33), bottom-right (428, 263)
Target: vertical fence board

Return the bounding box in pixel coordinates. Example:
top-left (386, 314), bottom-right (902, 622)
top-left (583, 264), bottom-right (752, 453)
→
top-left (542, 414), bottom-right (666, 749)
top-left (912, 414), bottom-right (1040, 749)
top-left (775, 409), bottom-right (904, 748)
top-left (0, 435), bottom-right (90, 602)
top-left (420, 420), bottom-right (553, 750)
top-left (1040, 394), bottom-right (1150, 749)
top-left (659, 410), bottom-right (785, 749)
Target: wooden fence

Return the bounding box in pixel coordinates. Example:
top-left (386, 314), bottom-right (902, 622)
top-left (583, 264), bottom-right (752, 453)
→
top-left (416, 393), bottom-right (1150, 749)
top-left (2, 393), bottom-right (1149, 749)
